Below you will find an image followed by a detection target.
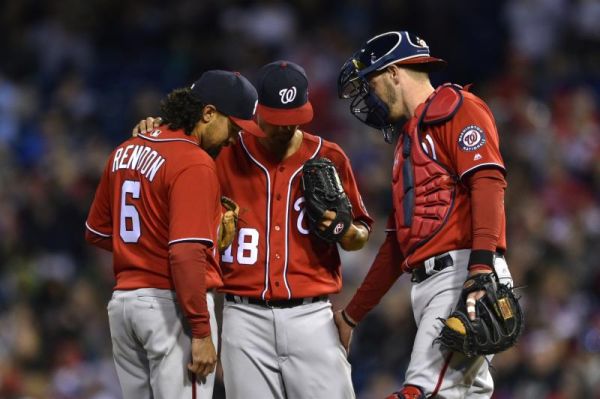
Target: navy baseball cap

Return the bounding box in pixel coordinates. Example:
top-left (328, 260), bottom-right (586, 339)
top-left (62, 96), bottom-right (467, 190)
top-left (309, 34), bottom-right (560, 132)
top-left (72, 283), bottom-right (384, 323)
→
top-left (190, 70), bottom-right (265, 137)
top-left (354, 31), bottom-right (446, 78)
top-left (256, 61), bottom-right (314, 126)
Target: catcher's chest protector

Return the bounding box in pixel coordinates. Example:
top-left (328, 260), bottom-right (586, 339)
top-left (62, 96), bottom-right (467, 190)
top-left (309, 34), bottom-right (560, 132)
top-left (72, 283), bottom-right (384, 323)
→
top-left (392, 84), bottom-right (464, 256)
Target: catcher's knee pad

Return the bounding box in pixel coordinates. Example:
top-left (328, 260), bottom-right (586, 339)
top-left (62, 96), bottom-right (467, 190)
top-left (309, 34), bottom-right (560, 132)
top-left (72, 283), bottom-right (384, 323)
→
top-left (385, 385), bottom-right (425, 399)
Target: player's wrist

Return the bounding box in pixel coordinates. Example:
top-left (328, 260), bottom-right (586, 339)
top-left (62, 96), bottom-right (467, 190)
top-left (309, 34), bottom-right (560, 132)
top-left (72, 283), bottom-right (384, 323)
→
top-left (341, 310), bottom-right (357, 328)
top-left (467, 264), bottom-right (493, 276)
top-left (467, 250), bottom-right (495, 271)
top-left (191, 324), bottom-right (211, 339)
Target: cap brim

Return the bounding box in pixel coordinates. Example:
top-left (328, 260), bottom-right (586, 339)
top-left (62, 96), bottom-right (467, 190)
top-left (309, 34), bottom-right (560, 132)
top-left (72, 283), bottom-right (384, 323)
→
top-left (257, 102), bottom-right (314, 126)
top-left (397, 56), bottom-right (447, 71)
top-left (229, 116), bottom-right (266, 138)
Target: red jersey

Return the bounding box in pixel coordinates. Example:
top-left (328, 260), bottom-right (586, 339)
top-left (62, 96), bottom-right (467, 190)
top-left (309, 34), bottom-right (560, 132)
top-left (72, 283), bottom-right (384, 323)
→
top-left (345, 86), bottom-right (508, 323)
top-left (215, 131), bottom-right (373, 300)
top-left (86, 128), bottom-right (223, 290)
top-left (390, 88), bottom-right (506, 268)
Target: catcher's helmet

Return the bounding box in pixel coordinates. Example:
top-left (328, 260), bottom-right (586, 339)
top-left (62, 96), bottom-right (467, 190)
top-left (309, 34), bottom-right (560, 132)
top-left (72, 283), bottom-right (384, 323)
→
top-left (338, 31), bottom-right (446, 142)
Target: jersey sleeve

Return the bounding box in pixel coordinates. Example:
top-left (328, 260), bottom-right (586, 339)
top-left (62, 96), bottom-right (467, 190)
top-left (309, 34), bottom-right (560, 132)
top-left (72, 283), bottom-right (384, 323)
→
top-left (86, 159), bottom-right (113, 239)
top-left (467, 168), bottom-right (507, 252)
top-left (385, 211), bottom-right (396, 232)
top-left (333, 148), bottom-right (374, 231)
top-left (344, 231), bottom-right (404, 323)
top-left (441, 97), bottom-right (505, 179)
top-left (169, 164), bottom-right (221, 246)
top-left (169, 242), bottom-right (211, 338)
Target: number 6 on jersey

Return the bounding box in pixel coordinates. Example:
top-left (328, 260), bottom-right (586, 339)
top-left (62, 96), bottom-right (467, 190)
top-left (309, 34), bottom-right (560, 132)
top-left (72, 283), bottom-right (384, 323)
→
top-left (120, 180), bottom-right (141, 243)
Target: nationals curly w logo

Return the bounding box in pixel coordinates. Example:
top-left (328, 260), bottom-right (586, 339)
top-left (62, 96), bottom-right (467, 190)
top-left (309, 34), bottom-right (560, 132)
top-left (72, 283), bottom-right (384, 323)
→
top-left (279, 87), bottom-right (297, 104)
top-left (458, 125), bottom-right (486, 152)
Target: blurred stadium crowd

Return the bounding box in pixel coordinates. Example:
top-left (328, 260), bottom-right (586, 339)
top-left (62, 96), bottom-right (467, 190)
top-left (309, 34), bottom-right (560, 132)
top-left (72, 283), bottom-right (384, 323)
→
top-left (0, 0), bottom-right (599, 398)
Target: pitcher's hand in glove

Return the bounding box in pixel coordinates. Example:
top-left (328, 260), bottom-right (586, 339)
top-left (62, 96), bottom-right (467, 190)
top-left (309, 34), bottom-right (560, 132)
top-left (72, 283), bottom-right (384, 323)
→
top-left (218, 196), bottom-right (239, 252)
top-left (301, 158), bottom-right (353, 243)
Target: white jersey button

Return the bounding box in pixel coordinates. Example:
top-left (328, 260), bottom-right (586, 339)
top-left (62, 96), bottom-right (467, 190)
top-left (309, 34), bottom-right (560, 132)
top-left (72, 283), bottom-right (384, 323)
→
top-left (275, 225), bottom-right (281, 231)
top-left (275, 253), bottom-right (281, 259)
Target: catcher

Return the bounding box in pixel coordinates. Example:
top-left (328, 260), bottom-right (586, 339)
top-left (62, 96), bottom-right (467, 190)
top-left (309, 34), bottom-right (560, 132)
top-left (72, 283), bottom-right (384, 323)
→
top-left (334, 31), bottom-right (523, 399)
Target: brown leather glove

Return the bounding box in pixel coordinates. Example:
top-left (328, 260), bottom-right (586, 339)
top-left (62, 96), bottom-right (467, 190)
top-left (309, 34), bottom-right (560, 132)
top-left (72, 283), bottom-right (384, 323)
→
top-left (218, 196), bottom-right (239, 252)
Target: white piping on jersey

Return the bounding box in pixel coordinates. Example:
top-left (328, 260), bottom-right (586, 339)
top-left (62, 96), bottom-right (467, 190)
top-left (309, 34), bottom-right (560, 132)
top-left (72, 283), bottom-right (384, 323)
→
top-left (239, 135), bottom-right (272, 300)
top-left (85, 222), bottom-right (111, 237)
top-left (168, 237), bottom-right (214, 246)
top-left (282, 137), bottom-right (323, 299)
top-left (459, 162), bottom-right (505, 179)
top-left (138, 133), bottom-right (198, 146)
top-left (283, 167), bottom-right (303, 299)
top-left (425, 134), bottom-right (437, 160)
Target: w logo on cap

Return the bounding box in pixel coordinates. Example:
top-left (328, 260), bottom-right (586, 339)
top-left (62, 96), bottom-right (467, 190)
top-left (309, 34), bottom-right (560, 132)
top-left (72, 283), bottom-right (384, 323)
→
top-left (279, 87), bottom-right (297, 104)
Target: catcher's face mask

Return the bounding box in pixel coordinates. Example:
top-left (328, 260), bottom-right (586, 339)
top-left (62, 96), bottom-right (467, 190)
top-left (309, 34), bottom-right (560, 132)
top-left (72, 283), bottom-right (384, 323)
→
top-left (338, 53), bottom-right (395, 143)
top-left (337, 31), bottom-right (446, 143)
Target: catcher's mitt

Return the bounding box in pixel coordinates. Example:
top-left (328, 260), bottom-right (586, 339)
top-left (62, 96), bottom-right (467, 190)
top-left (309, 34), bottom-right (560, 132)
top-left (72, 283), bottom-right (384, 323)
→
top-left (218, 196), bottom-right (239, 252)
top-left (301, 158), bottom-right (352, 243)
top-left (436, 272), bottom-right (523, 358)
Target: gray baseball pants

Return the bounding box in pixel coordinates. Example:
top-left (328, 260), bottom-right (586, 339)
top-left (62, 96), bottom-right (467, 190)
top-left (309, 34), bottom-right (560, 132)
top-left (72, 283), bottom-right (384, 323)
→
top-left (406, 249), bottom-right (513, 398)
top-left (107, 288), bottom-right (217, 399)
top-left (221, 299), bottom-right (355, 399)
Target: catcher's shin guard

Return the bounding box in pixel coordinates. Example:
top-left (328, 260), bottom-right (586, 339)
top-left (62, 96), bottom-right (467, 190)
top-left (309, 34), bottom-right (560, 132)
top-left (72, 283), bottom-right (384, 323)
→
top-left (385, 385), bottom-right (425, 399)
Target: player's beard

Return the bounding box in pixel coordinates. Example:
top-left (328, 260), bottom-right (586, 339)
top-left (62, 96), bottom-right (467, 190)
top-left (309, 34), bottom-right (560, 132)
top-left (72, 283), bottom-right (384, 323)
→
top-left (202, 121), bottom-right (228, 159)
top-left (205, 146), bottom-right (222, 159)
top-left (268, 123), bottom-right (299, 145)
top-left (261, 128), bottom-right (300, 159)
top-left (383, 79), bottom-right (398, 120)
top-left (270, 129), bottom-right (295, 145)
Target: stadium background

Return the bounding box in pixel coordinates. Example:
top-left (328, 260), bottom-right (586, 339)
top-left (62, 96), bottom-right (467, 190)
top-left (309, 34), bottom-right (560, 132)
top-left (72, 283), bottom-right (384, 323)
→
top-left (0, 0), bottom-right (599, 397)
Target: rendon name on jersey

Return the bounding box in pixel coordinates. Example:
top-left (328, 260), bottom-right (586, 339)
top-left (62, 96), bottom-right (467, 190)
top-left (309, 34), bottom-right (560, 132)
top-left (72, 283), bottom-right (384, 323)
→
top-left (111, 143), bottom-right (166, 182)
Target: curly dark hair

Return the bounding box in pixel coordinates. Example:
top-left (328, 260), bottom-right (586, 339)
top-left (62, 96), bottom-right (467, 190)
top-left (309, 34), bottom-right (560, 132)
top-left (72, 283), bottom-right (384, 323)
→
top-left (159, 88), bottom-right (205, 135)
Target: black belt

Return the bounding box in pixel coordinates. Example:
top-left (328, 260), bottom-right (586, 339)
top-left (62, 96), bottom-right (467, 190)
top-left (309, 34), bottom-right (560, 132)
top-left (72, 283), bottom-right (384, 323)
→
top-left (410, 251), bottom-right (505, 283)
top-left (225, 294), bottom-right (328, 308)
top-left (411, 253), bottom-right (454, 283)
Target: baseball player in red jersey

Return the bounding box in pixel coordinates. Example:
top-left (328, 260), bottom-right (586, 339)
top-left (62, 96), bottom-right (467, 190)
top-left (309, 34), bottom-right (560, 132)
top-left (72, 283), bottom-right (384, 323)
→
top-left (135, 61), bottom-right (373, 398)
top-left (335, 32), bottom-right (515, 398)
top-left (85, 70), bottom-right (264, 399)
top-left (217, 60), bottom-right (373, 399)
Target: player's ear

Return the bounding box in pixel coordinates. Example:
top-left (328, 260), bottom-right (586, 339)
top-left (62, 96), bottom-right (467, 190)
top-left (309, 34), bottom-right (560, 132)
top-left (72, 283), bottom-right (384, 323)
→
top-left (201, 104), bottom-right (217, 123)
top-left (387, 65), bottom-right (401, 84)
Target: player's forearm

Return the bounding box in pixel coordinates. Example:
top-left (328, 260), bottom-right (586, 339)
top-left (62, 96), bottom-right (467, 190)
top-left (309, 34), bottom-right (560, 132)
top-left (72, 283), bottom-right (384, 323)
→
top-left (169, 242), bottom-right (211, 338)
top-left (468, 168), bottom-right (506, 250)
top-left (467, 168), bottom-right (506, 269)
top-left (344, 233), bottom-right (404, 323)
top-left (339, 223), bottom-right (369, 251)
